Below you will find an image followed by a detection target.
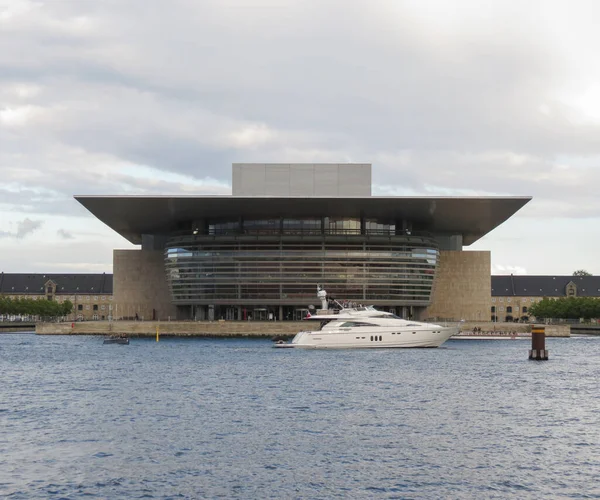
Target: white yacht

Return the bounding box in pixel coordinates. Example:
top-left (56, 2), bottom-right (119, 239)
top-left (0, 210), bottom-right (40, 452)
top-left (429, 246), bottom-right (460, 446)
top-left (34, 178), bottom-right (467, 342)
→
top-left (274, 286), bottom-right (459, 349)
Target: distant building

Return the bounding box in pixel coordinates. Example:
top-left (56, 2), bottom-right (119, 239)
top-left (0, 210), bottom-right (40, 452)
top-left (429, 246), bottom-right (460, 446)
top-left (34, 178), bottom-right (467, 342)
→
top-left (74, 163), bottom-right (530, 322)
top-left (491, 275), bottom-right (600, 322)
top-left (4, 272), bottom-right (599, 323)
top-left (0, 273), bottom-right (113, 321)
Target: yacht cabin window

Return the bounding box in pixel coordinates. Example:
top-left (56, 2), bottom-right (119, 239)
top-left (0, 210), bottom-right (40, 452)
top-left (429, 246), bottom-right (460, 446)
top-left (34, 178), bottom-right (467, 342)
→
top-left (340, 321), bottom-right (378, 327)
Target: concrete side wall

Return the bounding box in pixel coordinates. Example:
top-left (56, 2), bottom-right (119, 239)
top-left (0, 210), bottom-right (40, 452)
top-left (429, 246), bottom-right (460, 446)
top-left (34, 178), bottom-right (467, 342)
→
top-left (37, 320), bottom-right (305, 337)
top-left (232, 163), bottom-right (371, 196)
top-left (542, 324), bottom-right (570, 337)
top-left (423, 250), bottom-right (491, 321)
top-left (113, 249), bottom-right (177, 321)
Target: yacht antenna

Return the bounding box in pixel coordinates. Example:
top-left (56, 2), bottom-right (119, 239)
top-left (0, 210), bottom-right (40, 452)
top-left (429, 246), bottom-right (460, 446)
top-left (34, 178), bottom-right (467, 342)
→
top-left (317, 284), bottom-right (328, 311)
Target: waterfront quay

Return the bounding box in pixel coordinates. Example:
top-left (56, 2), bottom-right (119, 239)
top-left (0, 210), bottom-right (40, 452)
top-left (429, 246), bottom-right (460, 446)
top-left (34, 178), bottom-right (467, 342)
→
top-left (1, 323), bottom-right (36, 333)
top-left (456, 322), bottom-right (570, 338)
top-left (36, 320), bottom-right (306, 338)
top-left (35, 321), bottom-right (570, 338)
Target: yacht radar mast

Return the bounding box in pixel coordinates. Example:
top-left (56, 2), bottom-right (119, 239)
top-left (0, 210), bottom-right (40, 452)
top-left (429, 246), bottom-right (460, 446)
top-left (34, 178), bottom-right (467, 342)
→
top-left (317, 285), bottom-right (328, 311)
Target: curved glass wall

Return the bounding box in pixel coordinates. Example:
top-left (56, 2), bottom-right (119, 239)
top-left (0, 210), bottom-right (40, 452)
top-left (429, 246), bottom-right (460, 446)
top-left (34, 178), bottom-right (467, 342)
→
top-left (165, 232), bottom-right (439, 305)
top-left (206, 217), bottom-right (402, 236)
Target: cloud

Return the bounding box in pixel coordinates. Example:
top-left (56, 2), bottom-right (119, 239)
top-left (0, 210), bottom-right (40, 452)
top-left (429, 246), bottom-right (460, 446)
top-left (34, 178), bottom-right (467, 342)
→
top-left (2, 0), bottom-right (600, 273)
top-left (57, 228), bottom-right (74, 239)
top-left (16, 218), bottom-right (43, 238)
top-left (0, 217), bottom-right (44, 239)
top-left (2, 1), bottom-right (600, 217)
top-left (0, 235), bottom-right (123, 273)
top-left (492, 264), bottom-right (528, 275)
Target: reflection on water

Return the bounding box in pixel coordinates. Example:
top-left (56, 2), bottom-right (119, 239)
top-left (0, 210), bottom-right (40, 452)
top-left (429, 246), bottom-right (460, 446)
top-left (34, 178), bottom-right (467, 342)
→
top-left (2, 335), bottom-right (600, 498)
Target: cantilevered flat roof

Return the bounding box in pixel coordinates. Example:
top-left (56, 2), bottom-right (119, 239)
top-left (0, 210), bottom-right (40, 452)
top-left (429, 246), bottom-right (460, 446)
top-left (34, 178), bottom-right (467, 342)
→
top-left (75, 196), bottom-right (531, 246)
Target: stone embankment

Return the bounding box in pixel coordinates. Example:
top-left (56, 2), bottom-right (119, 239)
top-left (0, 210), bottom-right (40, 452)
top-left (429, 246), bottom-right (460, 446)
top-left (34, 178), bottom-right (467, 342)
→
top-left (1, 323), bottom-right (36, 333)
top-left (456, 322), bottom-right (570, 337)
top-left (35, 320), bottom-right (570, 338)
top-left (36, 320), bottom-right (305, 338)
top-left (570, 324), bottom-right (600, 335)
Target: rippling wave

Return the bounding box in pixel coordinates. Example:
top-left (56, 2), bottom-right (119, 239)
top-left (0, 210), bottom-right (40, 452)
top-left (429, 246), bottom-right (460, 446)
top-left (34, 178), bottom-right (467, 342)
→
top-left (2, 335), bottom-right (600, 498)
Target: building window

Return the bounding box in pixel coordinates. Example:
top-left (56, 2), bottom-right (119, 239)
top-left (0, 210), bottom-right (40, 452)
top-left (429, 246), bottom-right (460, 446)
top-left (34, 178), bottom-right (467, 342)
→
top-left (94, 296), bottom-right (98, 301)
top-left (506, 306), bottom-right (512, 313)
top-left (109, 297), bottom-right (113, 301)
top-left (101, 296), bottom-right (106, 301)
top-left (78, 304), bottom-right (83, 311)
top-left (499, 306), bottom-right (505, 312)
top-left (499, 298), bottom-right (504, 302)
top-left (101, 305), bottom-right (106, 310)
top-left (492, 298), bottom-right (496, 303)
top-left (523, 307), bottom-right (528, 313)
top-left (93, 305), bottom-right (98, 311)
top-left (491, 306), bottom-right (496, 313)
top-left (507, 298), bottom-right (511, 303)
top-left (93, 314), bottom-right (98, 320)
top-left (86, 296), bottom-right (90, 301)
top-left (85, 305), bottom-right (90, 310)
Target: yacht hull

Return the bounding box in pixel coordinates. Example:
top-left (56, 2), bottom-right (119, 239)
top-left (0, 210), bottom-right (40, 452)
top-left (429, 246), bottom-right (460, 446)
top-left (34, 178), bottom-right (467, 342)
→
top-left (277, 326), bottom-right (459, 349)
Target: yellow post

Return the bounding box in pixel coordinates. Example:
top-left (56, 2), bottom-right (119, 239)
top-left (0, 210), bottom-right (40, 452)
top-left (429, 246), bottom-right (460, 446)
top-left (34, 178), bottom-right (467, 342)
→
top-left (156, 325), bottom-right (159, 342)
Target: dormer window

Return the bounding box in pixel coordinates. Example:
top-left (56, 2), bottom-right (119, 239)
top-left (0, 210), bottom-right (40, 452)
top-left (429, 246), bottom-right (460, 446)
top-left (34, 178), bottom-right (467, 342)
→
top-left (44, 280), bottom-right (57, 300)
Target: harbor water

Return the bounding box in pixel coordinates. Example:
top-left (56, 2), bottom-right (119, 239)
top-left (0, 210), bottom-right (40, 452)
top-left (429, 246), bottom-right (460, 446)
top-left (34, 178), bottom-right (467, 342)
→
top-left (1, 335), bottom-right (600, 499)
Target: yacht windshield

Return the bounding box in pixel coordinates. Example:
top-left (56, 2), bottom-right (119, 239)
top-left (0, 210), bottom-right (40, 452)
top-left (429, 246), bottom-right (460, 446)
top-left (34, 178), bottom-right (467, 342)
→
top-left (318, 320), bottom-right (332, 330)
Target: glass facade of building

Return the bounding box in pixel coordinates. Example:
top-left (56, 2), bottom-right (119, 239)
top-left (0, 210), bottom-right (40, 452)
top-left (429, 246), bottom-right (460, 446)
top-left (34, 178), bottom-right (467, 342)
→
top-left (165, 218), bottom-right (439, 310)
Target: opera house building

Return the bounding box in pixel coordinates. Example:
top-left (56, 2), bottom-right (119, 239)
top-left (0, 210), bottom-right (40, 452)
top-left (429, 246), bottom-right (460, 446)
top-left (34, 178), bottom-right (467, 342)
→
top-left (76, 163), bottom-right (530, 322)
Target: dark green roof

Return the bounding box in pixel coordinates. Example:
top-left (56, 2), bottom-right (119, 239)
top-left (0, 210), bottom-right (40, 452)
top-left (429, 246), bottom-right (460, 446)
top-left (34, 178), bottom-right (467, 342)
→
top-left (492, 275), bottom-right (600, 297)
top-left (0, 273), bottom-right (113, 295)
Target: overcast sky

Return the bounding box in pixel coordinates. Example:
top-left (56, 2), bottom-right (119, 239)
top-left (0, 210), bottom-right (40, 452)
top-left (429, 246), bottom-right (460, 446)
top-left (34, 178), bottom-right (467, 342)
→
top-left (2, 0), bottom-right (600, 275)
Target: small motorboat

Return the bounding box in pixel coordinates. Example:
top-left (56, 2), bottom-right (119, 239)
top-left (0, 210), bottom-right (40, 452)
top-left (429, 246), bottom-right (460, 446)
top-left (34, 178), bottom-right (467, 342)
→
top-left (103, 336), bottom-right (129, 345)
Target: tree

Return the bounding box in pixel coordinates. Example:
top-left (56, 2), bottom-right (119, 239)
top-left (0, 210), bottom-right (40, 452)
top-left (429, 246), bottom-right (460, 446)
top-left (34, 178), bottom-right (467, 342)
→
top-left (61, 300), bottom-right (74, 316)
top-left (529, 296), bottom-right (600, 321)
top-left (573, 270), bottom-right (592, 276)
top-left (0, 296), bottom-right (72, 320)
